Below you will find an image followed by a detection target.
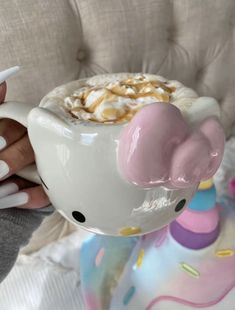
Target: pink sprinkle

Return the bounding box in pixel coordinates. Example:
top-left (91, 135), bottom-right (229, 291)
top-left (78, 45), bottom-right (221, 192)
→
top-left (85, 293), bottom-right (97, 310)
top-left (229, 179), bottom-right (235, 197)
top-left (95, 247), bottom-right (105, 267)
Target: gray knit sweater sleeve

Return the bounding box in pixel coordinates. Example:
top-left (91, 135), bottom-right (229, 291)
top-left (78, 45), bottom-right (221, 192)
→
top-left (0, 207), bottom-right (53, 283)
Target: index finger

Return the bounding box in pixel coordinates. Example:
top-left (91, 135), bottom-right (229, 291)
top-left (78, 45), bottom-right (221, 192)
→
top-left (0, 134), bottom-right (35, 181)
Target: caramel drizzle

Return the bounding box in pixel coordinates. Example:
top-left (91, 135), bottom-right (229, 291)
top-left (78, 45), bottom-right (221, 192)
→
top-left (68, 77), bottom-right (175, 122)
top-left (110, 85), bottom-right (170, 101)
top-left (120, 79), bottom-right (175, 93)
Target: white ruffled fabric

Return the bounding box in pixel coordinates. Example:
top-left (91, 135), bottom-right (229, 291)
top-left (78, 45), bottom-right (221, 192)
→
top-left (20, 211), bottom-right (78, 255)
top-left (214, 137), bottom-right (235, 197)
top-left (0, 230), bottom-right (90, 310)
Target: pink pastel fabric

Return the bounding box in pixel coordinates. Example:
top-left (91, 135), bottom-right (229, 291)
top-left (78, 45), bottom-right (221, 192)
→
top-left (175, 206), bottom-right (220, 233)
top-left (229, 179), bottom-right (235, 197)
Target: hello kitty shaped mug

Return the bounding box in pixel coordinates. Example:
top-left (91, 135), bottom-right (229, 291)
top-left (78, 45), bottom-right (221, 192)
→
top-left (0, 73), bottom-right (225, 236)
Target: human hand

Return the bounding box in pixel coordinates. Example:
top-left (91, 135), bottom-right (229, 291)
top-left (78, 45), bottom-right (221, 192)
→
top-left (0, 68), bottom-right (50, 209)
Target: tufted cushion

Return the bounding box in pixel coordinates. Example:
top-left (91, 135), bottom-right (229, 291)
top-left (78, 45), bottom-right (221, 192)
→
top-left (0, 0), bottom-right (235, 137)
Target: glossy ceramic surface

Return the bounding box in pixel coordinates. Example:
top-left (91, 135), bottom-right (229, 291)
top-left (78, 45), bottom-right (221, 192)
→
top-left (0, 76), bottom-right (225, 236)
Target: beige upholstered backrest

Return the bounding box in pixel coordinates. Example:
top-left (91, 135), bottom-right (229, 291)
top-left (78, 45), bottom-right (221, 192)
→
top-left (0, 0), bottom-right (235, 137)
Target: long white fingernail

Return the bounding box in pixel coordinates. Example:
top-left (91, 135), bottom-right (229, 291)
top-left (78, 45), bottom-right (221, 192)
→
top-left (0, 136), bottom-right (7, 151)
top-left (0, 192), bottom-right (29, 209)
top-left (0, 66), bottom-right (20, 84)
top-left (0, 183), bottom-right (19, 199)
top-left (0, 160), bottom-right (9, 178)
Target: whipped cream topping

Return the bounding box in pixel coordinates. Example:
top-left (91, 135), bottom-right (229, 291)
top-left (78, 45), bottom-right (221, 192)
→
top-left (39, 73), bottom-right (220, 127)
top-left (63, 74), bottom-right (198, 124)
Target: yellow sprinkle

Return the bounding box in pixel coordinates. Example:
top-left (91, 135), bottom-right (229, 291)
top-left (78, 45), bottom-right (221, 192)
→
top-left (198, 179), bottom-right (213, 190)
top-left (180, 263), bottom-right (200, 278)
top-left (119, 227), bottom-right (142, 236)
top-left (215, 249), bottom-right (235, 257)
top-left (136, 249), bottom-right (145, 268)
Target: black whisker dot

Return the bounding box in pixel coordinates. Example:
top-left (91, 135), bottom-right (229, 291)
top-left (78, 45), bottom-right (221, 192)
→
top-left (72, 211), bottom-right (86, 223)
top-left (175, 199), bottom-right (186, 212)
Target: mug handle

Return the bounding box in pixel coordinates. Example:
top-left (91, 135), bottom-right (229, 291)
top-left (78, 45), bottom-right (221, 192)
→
top-left (0, 101), bottom-right (41, 184)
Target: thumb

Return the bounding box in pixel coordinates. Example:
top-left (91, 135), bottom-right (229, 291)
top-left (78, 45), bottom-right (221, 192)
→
top-left (0, 82), bottom-right (7, 104)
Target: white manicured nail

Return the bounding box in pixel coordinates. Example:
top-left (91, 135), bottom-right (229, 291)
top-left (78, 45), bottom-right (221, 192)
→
top-left (0, 66), bottom-right (20, 84)
top-left (0, 183), bottom-right (19, 199)
top-left (0, 136), bottom-right (7, 151)
top-left (0, 192), bottom-right (29, 209)
top-left (0, 160), bottom-right (9, 178)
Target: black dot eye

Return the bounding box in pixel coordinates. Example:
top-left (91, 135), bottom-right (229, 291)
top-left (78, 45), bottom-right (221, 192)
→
top-left (72, 211), bottom-right (86, 223)
top-left (175, 199), bottom-right (186, 212)
top-left (39, 176), bottom-right (48, 190)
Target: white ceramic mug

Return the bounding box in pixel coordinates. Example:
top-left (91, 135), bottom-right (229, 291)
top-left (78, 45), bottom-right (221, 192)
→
top-left (0, 77), bottom-right (225, 236)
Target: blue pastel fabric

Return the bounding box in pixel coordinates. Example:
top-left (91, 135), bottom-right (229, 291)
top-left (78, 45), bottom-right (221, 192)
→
top-left (188, 185), bottom-right (216, 211)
